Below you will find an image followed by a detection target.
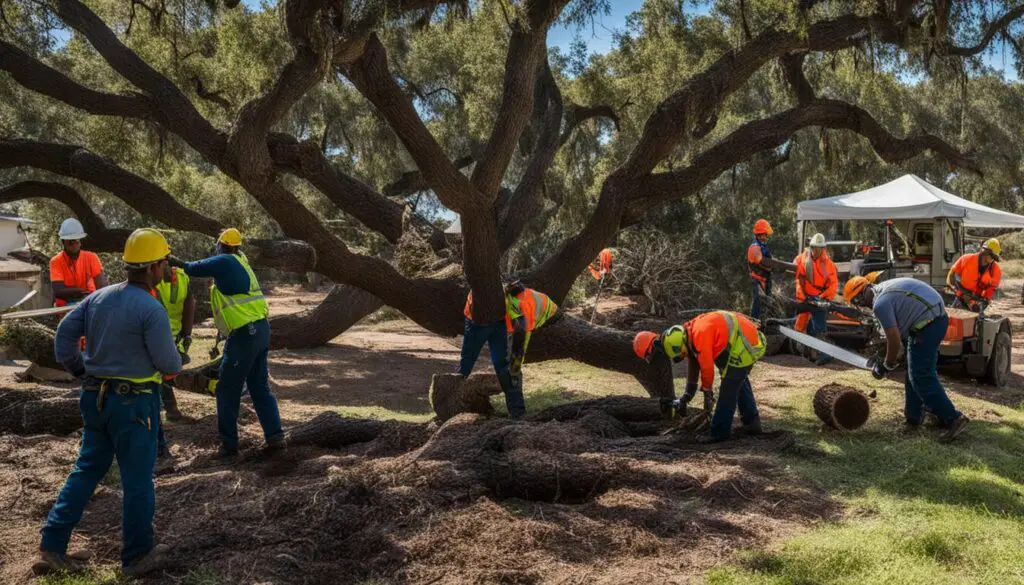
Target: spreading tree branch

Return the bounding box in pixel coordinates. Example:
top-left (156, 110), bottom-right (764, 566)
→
top-left (947, 6), bottom-right (1024, 56)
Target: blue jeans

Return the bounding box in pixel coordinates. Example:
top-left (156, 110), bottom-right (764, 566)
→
top-left (806, 307), bottom-right (827, 336)
top-left (41, 384), bottom-right (161, 566)
top-left (709, 365), bottom-right (761, 440)
top-left (458, 319), bottom-right (509, 376)
top-left (905, 314), bottom-right (961, 425)
top-left (216, 319), bottom-right (282, 450)
top-left (750, 278), bottom-right (771, 319)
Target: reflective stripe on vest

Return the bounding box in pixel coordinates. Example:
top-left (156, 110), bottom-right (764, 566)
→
top-left (154, 268), bottom-right (190, 337)
top-left (719, 311), bottom-right (767, 370)
top-left (210, 253), bottom-right (269, 335)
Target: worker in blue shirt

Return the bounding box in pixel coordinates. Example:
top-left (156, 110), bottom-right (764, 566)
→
top-left (169, 228), bottom-right (284, 458)
top-left (35, 229), bottom-right (181, 577)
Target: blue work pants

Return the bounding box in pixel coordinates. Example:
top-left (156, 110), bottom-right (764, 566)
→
top-left (458, 319), bottom-right (509, 376)
top-left (750, 278), bottom-right (771, 319)
top-left (216, 319), bottom-right (282, 450)
top-left (904, 314), bottom-right (961, 425)
top-left (41, 383), bottom-right (161, 566)
top-left (709, 365), bottom-right (761, 441)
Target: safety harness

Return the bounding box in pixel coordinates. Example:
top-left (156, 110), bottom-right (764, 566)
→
top-left (876, 287), bottom-right (946, 335)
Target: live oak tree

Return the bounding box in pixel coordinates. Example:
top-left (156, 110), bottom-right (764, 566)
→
top-left (2, 0), bottom-right (1023, 396)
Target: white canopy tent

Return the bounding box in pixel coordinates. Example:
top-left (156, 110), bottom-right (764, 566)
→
top-left (797, 174), bottom-right (1024, 229)
top-left (444, 216), bottom-right (461, 234)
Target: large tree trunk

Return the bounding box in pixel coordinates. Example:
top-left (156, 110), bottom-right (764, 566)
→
top-left (0, 388), bottom-right (82, 435)
top-left (269, 284), bottom-right (383, 349)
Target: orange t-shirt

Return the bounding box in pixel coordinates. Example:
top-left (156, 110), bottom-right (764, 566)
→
top-left (50, 250), bottom-right (103, 307)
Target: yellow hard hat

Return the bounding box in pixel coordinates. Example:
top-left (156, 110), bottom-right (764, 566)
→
top-left (865, 271), bottom-right (883, 283)
top-left (218, 227), bottom-right (243, 247)
top-left (982, 238), bottom-right (1001, 260)
top-left (843, 276), bottom-right (870, 303)
top-left (123, 228), bottom-right (171, 265)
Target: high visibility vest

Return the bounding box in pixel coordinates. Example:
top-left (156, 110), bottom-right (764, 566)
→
top-left (795, 249), bottom-right (835, 300)
top-left (950, 252), bottom-right (1001, 300)
top-left (505, 288), bottom-right (558, 333)
top-left (210, 253), bottom-right (268, 335)
top-left (747, 238), bottom-right (771, 285)
top-left (720, 311), bottom-right (766, 371)
top-left (588, 248), bottom-right (614, 279)
top-left (154, 267), bottom-right (190, 337)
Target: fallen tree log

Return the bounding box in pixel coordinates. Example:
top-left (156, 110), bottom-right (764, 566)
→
top-left (0, 319), bottom-right (61, 369)
top-left (429, 372), bottom-right (501, 421)
top-left (0, 387), bottom-right (82, 435)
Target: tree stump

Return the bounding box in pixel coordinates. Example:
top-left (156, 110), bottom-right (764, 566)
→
top-left (813, 384), bottom-right (870, 430)
top-left (429, 372), bottom-right (502, 421)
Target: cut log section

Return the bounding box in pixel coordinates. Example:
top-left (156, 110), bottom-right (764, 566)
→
top-left (429, 372), bottom-right (502, 421)
top-left (813, 384), bottom-right (870, 430)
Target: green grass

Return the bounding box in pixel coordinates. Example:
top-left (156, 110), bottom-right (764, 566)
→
top-left (37, 570), bottom-right (129, 585)
top-left (706, 374), bottom-right (1024, 585)
top-left (333, 404), bottom-right (434, 422)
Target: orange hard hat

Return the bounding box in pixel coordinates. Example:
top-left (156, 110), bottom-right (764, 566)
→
top-left (633, 331), bottom-right (658, 361)
top-left (844, 276), bottom-right (870, 303)
top-left (753, 219), bottom-right (773, 236)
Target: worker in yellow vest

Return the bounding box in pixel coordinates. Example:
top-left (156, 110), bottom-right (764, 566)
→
top-left (169, 228), bottom-right (283, 458)
top-left (152, 266), bottom-right (194, 422)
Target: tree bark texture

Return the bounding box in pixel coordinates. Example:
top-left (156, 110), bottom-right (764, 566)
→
top-left (269, 284), bottom-right (383, 349)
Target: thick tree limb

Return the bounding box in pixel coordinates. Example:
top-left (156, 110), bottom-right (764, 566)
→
top-left (636, 99), bottom-right (981, 220)
top-left (0, 140), bottom-right (225, 236)
top-left (0, 40), bottom-right (156, 120)
top-left (342, 34), bottom-right (473, 212)
top-left (470, 0), bottom-right (568, 199)
top-left (781, 52), bottom-right (814, 104)
top-left (560, 103), bottom-right (620, 145)
top-left (192, 76), bottom-right (232, 112)
top-left (947, 6), bottom-right (1024, 56)
top-left (269, 284), bottom-right (383, 349)
top-left (383, 155), bottom-right (475, 198)
top-left (51, 0), bottom-right (227, 162)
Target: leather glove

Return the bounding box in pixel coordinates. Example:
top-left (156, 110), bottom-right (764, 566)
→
top-left (871, 359), bottom-right (891, 380)
top-left (167, 255), bottom-right (187, 269)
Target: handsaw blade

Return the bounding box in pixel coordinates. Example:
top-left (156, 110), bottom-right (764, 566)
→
top-left (1, 305), bottom-right (75, 321)
top-left (778, 326), bottom-right (871, 370)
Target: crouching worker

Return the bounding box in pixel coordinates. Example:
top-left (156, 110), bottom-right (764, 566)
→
top-left (633, 311), bottom-right (766, 443)
top-left (460, 278), bottom-right (559, 418)
top-left (844, 276), bottom-right (969, 442)
top-left (35, 229), bottom-right (182, 577)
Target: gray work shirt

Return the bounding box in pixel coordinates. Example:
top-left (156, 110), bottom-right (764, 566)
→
top-left (871, 278), bottom-right (946, 339)
top-left (55, 282), bottom-right (182, 380)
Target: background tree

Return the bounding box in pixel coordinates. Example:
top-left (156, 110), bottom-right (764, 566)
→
top-left (2, 0), bottom-right (1023, 396)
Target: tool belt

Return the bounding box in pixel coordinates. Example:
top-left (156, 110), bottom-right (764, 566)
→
top-left (83, 378), bottom-right (155, 412)
top-left (909, 312), bottom-right (946, 336)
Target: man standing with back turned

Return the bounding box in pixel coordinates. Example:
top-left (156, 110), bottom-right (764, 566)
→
top-left (169, 228), bottom-right (284, 458)
top-left (35, 228), bottom-right (181, 577)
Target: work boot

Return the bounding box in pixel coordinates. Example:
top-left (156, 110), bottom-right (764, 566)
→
top-left (738, 420), bottom-right (763, 436)
top-left (265, 433), bottom-right (287, 451)
top-left (123, 543), bottom-right (170, 577)
top-left (497, 371), bottom-right (527, 419)
top-left (31, 550), bottom-right (89, 575)
top-left (939, 415), bottom-right (970, 443)
top-left (215, 444), bottom-right (239, 459)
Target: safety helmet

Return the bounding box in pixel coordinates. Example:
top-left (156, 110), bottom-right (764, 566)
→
top-left (809, 233), bottom-right (827, 248)
top-left (633, 331), bottom-right (658, 361)
top-left (661, 325), bottom-right (688, 360)
top-left (865, 271), bottom-right (882, 283)
top-left (982, 238), bottom-right (1001, 261)
top-left (843, 276), bottom-right (870, 303)
top-left (218, 227), bottom-right (243, 247)
top-left (58, 218), bottom-right (87, 240)
top-left (753, 219), bottom-right (773, 236)
top-left (503, 276), bottom-right (525, 297)
top-left (123, 228), bottom-right (171, 266)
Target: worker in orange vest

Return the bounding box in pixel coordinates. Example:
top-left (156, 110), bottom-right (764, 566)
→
top-left (461, 278), bottom-right (559, 418)
top-left (747, 219), bottom-right (773, 319)
top-left (793, 233), bottom-right (837, 363)
top-left (49, 218), bottom-right (108, 307)
top-left (946, 239), bottom-right (1002, 311)
top-left (633, 311), bottom-right (767, 443)
top-left (588, 248), bottom-right (615, 280)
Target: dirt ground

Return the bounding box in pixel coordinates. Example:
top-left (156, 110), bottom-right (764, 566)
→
top-left (1, 283), bottom-right (1022, 584)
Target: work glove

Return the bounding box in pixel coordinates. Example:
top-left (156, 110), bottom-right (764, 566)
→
top-left (167, 255), bottom-right (187, 269)
top-left (871, 359), bottom-right (894, 380)
top-left (176, 333), bottom-right (192, 354)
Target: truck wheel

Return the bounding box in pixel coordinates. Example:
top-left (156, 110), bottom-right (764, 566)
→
top-left (985, 331), bottom-right (1011, 387)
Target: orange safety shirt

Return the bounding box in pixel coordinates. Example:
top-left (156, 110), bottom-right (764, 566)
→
top-left (684, 311), bottom-right (761, 389)
top-left (50, 250), bottom-right (103, 307)
top-left (950, 252), bottom-right (1002, 300)
top-left (793, 249), bottom-right (837, 301)
top-left (464, 288), bottom-right (558, 332)
top-left (588, 248), bottom-right (614, 279)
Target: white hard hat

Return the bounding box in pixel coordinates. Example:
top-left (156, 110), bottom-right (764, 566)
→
top-left (58, 218), bottom-right (87, 240)
top-left (809, 233), bottom-right (827, 248)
